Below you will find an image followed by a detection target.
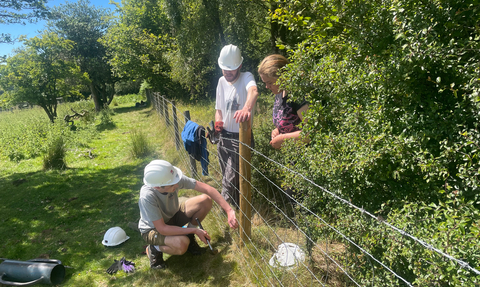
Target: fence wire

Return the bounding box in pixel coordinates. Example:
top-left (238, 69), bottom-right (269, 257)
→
top-left (151, 93), bottom-right (480, 286)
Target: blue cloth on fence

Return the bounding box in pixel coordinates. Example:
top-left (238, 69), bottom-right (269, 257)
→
top-left (181, 120), bottom-right (209, 175)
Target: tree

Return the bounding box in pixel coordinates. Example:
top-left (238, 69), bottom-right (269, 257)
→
top-left (101, 0), bottom-right (176, 96)
top-left (47, 0), bottom-right (115, 111)
top-left (102, 0), bottom-right (271, 100)
top-left (0, 0), bottom-right (50, 44)
top-left (0, 32), bottom-right (84, 122)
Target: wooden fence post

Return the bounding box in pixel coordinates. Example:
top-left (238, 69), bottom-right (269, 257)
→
top-left (172, 100), bottom-right (181, 151)
top-left (146, 88), bottom-right (152, 103)
top-left (163, 96), bottom-right (170, 126)
top-left (183, 111), bottom-right (197, 177)
top-left (239, 119), bottom-right (252, 241)
top-left (157, 93), bottom-right (164, 116)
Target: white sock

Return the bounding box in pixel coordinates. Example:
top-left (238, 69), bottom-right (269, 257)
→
top-left (154, 245), bottom-right (161, 252)
top-left (187, 222), bottom-right (197, 228)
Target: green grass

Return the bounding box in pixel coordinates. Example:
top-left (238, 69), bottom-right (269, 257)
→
top-left (0, 95), bottom-right (325, 286)
top-left (0, 99), bottom-right (247, 286)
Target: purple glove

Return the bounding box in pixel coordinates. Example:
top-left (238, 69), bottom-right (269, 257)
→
top-left (120, 257), bottom-right (135, 273)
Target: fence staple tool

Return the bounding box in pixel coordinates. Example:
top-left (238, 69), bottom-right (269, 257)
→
top-left (195, 218), bottom-right (219, 255)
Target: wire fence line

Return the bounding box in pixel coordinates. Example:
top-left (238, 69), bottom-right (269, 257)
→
top-left (150, 93), bottom-right (480, 286)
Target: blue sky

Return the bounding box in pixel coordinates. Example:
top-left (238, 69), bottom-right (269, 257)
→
top-left (0, 0), bottom-right (115, 57)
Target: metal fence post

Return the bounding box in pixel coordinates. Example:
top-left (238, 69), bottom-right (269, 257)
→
top-left (183, 111), bottom-right (197, 177)
top-left (239, 119), bottom-right (252, 241)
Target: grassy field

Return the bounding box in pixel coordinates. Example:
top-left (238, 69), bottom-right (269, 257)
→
top-left (0, 97), bottom-right (250, 286)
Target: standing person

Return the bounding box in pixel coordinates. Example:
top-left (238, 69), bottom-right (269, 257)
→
top-left (215, 44), bottom-right (258, 207)
top-left (258, 54), bottom-right (309, 149)
top-left (138, 160), bottom-right (238, 269)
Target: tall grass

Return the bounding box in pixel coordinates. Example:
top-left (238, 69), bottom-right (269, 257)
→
top-left (43, 135), bottom-right (67, 170)
top-left (129, 129), bottom-right (153, 158)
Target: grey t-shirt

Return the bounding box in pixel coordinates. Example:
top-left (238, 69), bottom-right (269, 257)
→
top-left (138, 175), bottom-right (196, 234)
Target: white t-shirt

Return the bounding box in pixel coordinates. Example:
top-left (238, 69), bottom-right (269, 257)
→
top-left (215, 72), bottom-right (257, 133)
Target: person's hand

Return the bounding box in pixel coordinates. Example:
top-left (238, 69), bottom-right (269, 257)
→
top-left (227, 209), bottom-right (238, 229)
top-left (269, 135), bottom-right (284, 149)
top-left (214, 121), bottom-right (224, 133)
top-left (271, 128), bottom-right (279, 139)
top-left (233, 108), bottom-right (251, 123)
top-left (195, 228), bottom-right (211, 245)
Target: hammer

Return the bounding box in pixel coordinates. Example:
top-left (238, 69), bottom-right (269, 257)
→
top-left (195, 218), bottom-right (219, 255)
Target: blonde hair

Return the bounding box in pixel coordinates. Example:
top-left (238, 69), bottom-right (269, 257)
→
top-left (258, 54), bottom-right (289, 79)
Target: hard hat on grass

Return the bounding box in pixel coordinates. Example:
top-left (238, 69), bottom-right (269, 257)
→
top-left (143, 160), bottom-right (183, 187)
top-left (218, 44), bottom-right (243, 71)
top-left (102, 227), bottom-right (130, 247)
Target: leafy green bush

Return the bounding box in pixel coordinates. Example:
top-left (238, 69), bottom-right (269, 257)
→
top-left (97, 105), bottom-right (115, 128)
top-left (266, 0), bottom-right (480, 284)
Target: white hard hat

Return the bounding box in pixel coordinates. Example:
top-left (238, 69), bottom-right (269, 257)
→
top-left (143, 160), bottom-right (183, 187)
top-left (218, 44), bottom-right (243, 71)
top-left (102, 227), bottom-right (130, 246)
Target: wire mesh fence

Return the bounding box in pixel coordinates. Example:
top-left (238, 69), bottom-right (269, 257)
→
top-left (150, 93), bottom-right (480, 286)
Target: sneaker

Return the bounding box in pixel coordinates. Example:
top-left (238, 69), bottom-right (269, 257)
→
top-left (146, 245), bottom-right (166, 269)
top-left (187, 234), bottom-right (205, 255)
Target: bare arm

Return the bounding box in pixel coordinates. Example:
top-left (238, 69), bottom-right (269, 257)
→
top-left (234, 86), bottom-right (259, 123)
top-left (215, 109), bottom-right (223, 123)
top-left (194, 181), bottom-right (238, 229)
top-left (270, 104), bottom-right (310, 149)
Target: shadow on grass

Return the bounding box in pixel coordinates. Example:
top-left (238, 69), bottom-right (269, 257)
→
top-left (112, 105), bottom-right (149, 115)
top-left (0, 162), bottom-right (236, 286)
top-left (96, 122), bottom-right (117, 132)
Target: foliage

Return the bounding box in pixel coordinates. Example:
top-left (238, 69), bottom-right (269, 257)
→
top-left (0, 102), bottom-right (96, 162)
top-left (0, 32), bottom-right (85, 122)
top-left (102, 0), bottom-right (271, 100)
top-left (100, 0), bottom-right (177, 95)
top-left (115, 79), bottom-right (141, 95)
top-left (97, 105), bottom-right (115, 129)
top-left (129, 129), bottom-right (153, 158)
top-left (0, 0), bottom-right (50, 44)
top-left (259, 0), bottom-right (480, 284)
top-left (139, 80), bottom-right (151, 98)
top-left (43, 135), bottom-right (67, 170)
top-left (47, 0), bottom-right (116, 111)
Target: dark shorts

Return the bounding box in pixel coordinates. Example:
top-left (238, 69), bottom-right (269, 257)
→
top-left (141, 197), bottom-right (190, 246)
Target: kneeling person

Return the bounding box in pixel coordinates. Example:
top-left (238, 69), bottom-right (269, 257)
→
top-left (138, 160), bottom-right (238, 269)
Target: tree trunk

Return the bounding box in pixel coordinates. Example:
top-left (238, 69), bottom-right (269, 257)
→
top-left (202, 0), bottom-right (225, 46)
top-left (41, 104), bottom-right (56, 123)
top-left (90, 82), bottom-right (102, 112)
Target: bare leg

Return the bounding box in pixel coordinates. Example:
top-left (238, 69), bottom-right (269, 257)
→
top-left (183, 194), bottom-right (212, 225)
top-left (159, 235), bottom-right (189, 255)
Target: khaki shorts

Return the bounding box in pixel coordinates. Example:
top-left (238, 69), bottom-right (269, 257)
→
top-left (141, 197), bottom-right (190, 246)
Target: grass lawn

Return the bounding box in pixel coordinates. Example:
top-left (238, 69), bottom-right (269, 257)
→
top-left (0, 101), bottom-right (248, 286)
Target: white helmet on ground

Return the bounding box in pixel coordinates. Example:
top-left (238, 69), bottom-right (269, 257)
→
top-left (218, 44), bottom-right (243, 71)
top-left (143, 160), bottom-right (183, 187)
top-left (102, 227), bottom-right (130, 246)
